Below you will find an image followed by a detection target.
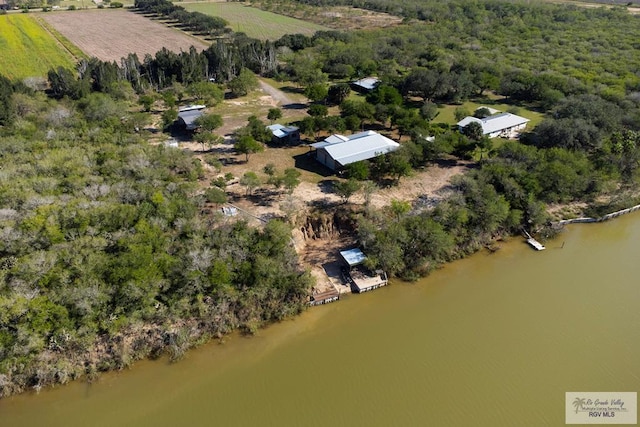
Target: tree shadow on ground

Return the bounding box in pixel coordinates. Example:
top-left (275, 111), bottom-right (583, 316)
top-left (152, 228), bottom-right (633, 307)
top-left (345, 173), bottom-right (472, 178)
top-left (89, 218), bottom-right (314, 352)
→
top-left (279, 86), bottom-right (305, 94)
top-left (247, 188), bottom-right (283, 207)
top-left (433, 158), bottom-right (462, 168)
top-left (318, 178), bottom-right (339, 194)
top-left (283, 103), bottom-right (307, 110)
top-left (308, 197), bottom-right (341, 210)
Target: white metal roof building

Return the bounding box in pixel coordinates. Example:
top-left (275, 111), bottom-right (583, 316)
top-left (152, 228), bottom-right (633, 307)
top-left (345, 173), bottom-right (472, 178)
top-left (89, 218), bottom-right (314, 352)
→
top-left (351, 77), bottom-right (380, 92)
top-left (457, 113), bottom-right (530, 138)
top-left (340, 248), bottom-right (367, 267)
top-left (309, 130), bottom-right (400, 171)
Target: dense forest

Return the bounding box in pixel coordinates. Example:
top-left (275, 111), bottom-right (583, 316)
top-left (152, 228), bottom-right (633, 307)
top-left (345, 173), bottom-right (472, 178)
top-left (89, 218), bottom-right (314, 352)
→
top-left (2, 0), bottom-right (640, 396)
top-left (0, 76), bottom-right (313, 396)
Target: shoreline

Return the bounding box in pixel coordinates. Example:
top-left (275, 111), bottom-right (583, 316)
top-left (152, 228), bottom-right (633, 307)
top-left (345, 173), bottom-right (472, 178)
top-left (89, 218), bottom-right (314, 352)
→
top-left (552, 203), bottom-right (640, 226)
top-left (3, 202), bottom-right (640, 399)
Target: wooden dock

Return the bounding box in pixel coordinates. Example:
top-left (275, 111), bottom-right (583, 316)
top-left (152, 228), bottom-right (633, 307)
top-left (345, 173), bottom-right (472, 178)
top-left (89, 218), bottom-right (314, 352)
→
top-left (523, 230), bottom-right (545, 251)
top-left (309, 288), bottom-right (340, 306)
top-left (526, 237), bottom-right (545, 251)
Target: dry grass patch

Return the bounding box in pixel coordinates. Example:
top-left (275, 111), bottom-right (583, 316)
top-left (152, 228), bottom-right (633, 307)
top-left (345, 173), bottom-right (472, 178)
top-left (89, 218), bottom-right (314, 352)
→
top-left (254, 3), bottom-right (403, 31)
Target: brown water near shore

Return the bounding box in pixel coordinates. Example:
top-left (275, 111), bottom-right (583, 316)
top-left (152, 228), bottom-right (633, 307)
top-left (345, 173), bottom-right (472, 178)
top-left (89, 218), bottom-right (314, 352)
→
top-left (1, 213), bottom-right (640, 426)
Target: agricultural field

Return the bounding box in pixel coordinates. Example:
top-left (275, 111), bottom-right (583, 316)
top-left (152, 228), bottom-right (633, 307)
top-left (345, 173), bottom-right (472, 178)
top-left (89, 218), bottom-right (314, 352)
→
top-left (0, 14), bottom-right (77, 79)
top-left (42, 9), bottom-right (209, 62)
top-left (182, 2), bottom-right (329, 39)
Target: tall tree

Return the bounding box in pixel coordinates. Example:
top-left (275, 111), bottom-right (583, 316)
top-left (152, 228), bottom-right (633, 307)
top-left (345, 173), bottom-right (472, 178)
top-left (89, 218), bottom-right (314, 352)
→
top-left (234, 136), bottom-right (264, 162)
top-left (0, 74), bottom-right (15, 126)
top-left (228, 68), bottom-right (258, 97)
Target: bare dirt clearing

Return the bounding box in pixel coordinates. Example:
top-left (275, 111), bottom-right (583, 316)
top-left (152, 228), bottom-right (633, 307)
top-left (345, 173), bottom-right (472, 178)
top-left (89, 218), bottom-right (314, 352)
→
top-left (42, 10), bottom-right (209, 62)
top-left (173, 81), bottom-right (469, 223)
top-left (253, 4), bottom-right (404, 30)
top-left (314, 6), bottom-right (404, 30)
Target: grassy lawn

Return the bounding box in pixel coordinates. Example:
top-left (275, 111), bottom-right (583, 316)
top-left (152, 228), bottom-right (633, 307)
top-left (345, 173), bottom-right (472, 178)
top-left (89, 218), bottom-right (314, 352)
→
top-left (0, 14), bottom-right (77, 79)
top-left (181, 2), bottom-right (329, 40)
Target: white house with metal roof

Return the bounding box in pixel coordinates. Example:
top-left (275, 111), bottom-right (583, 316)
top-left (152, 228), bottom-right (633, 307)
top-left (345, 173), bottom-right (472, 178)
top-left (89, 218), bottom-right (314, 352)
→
top-left (457, 112), bottom-right (530, 139)
top-left (309, 130), bottom-right (400, 171)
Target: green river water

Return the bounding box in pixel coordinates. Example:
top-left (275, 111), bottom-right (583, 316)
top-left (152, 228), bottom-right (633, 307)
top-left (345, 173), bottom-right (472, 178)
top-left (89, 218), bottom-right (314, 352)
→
top-left (1, 214), bottom-right (639, 426)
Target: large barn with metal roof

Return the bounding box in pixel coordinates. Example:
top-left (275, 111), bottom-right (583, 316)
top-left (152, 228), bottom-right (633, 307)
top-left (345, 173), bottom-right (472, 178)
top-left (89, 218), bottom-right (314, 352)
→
top-left (309, 130), bottom-right (400, 171)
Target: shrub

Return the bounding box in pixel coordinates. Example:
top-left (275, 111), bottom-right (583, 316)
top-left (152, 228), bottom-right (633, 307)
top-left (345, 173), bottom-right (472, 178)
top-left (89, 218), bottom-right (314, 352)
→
top-left (110, 2), bottom-right (123, 8)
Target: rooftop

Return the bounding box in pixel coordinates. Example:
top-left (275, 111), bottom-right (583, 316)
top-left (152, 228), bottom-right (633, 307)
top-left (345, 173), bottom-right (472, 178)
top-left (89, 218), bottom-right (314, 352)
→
top-left (352, 77), bottom-right (380, 91)
top-left (340, 248), bottom-right (367, 267)
top-left (178, 104), bottom-right (206, 112)
top-left (310, 131), bottom-right (400, 167)
top-left (457, 113), bottom-right (529, 135)
top-left (267, 124), bottom-right (299, 138)
top-left (178, 109), bottom-right (205, 130)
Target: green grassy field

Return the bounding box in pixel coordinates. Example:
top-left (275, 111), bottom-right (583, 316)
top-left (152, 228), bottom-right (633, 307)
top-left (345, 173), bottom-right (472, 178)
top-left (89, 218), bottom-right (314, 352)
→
top-left (181, 2), bottom-right (329, 40)
top-left (0, 14), bottom-right (78, 79)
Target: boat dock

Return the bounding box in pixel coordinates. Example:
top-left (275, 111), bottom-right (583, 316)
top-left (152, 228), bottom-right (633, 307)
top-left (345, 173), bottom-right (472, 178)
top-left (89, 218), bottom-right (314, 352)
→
top-left (345, 268), bottom-right (389, 293)
top-left (309, 288), bottom-right (340, 306)
top-left (523, 230), bottom-right (545, 251)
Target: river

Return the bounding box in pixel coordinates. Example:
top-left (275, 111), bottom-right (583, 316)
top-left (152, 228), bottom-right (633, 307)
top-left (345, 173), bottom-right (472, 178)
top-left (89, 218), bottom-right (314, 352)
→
top-left (1, 213), bottom-right (639, 426)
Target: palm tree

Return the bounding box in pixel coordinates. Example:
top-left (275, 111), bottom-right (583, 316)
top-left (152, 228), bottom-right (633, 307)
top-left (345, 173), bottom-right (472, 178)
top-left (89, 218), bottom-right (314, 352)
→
top-left (573, 397), bottom-right (586, 414)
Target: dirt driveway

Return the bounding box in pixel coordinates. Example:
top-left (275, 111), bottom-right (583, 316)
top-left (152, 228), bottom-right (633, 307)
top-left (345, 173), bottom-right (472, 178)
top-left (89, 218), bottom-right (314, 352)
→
top-left (258, 80), bottom-right (296, 106)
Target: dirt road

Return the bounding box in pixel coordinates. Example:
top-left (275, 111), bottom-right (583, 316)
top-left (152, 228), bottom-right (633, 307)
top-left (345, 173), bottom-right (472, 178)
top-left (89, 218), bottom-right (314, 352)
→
top-left (258, 79), bottom-right (297, 106)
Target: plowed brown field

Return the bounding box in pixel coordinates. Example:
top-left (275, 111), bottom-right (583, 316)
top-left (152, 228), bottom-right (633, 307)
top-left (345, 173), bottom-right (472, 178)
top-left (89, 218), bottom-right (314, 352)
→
top-left (42, 9), bottom-right (209, 62)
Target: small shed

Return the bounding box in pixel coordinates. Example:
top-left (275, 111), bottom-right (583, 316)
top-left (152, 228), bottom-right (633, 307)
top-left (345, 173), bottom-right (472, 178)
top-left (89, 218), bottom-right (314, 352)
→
top-left (351, 77), bottom-right (380, 93)
top-left (267, 124), bottom-right (300, 145)
top-left (340, 248), bottom-right (367, 267)
top-left (177, 105), bottom-right (206, 131)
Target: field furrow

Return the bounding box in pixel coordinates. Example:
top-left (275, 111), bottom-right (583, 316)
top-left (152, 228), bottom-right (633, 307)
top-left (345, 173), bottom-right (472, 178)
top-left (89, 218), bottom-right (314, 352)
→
top-left (42, 9), bottom-right (210, 63)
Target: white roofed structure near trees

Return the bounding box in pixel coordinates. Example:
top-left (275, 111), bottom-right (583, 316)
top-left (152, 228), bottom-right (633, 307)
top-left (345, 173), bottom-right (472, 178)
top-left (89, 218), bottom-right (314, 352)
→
top-left (267, 124), bottom-right (300, 144)
top-left (457, 112), bottom-right (530, 139)
top-left (340, 248), bottom-right (367, 267)
top-left (177, 105), bottom-right (206, 130)
top-left (351, 77), bottom-right (380, 92)
top-left (309, 130), bottom-right (400, 171)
